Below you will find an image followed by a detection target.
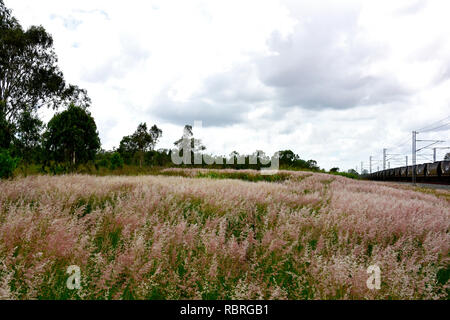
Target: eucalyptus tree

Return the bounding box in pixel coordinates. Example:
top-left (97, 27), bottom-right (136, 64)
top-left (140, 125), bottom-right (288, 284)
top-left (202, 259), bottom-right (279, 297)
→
top-left (0, 0), bottom-right (89, 148)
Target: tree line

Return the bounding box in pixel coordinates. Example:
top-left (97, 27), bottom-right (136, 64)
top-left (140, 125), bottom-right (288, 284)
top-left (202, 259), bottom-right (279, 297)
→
top-left (0, 1), bottom-right (321, 178)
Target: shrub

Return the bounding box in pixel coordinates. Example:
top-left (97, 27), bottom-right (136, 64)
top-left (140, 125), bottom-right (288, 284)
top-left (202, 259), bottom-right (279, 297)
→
top-left (97, 158), bottom-right (110, 168)
top-left (330, 171), bottom-right (359, 180)
top-left (110, 152), bottom-right (124, 170)
top-left (0, 149), bottom-right (18, 179)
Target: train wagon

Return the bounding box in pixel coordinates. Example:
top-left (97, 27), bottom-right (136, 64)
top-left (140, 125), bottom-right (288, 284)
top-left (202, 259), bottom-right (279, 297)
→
top-left (394, 167), bottom-right (401, 179)
top-left (367, 162), bottom-right (448, 184)
top-left (426, 162), bottom-right (440, 182)
top-left (390, 169), bottom-right (396, 180)
top-left (400, 166), bottom-right (408, 181)
top-left (406, 165), bottom-right (416, 178)
top-left (440, 161), bottom-right (450, 183)
top-left (385, 169), bottom-right (392, 180)
top-left (416, 164), bottom-right (427, 182)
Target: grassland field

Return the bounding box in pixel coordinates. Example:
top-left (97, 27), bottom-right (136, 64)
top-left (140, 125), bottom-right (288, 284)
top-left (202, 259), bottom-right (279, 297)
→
top-left (0, 168), bottom-right (448, 300)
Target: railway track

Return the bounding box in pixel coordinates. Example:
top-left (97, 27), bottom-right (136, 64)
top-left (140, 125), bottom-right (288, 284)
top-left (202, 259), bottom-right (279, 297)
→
top-left (382, 181), bottom-right (450, 190)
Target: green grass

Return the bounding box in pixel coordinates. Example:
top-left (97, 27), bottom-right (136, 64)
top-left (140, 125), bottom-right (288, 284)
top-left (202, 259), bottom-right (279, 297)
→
top-left (329, 171), bottom-right (360, 180)
top-left (195, 171), bottom-right (291, 183)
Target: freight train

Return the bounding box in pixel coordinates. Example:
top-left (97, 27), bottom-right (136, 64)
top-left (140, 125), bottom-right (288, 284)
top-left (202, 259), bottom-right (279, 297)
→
top-left (367, 160), bottom-right (450, 184)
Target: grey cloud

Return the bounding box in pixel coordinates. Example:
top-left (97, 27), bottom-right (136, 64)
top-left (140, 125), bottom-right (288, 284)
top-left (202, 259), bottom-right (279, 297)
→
top-left (150, 64), bottom-right (272, 127)
top-left (119, 1), bottom-right (415, 129)
top-left (141, 0), bottom-right (420, 135)
top-left (256, 2), bottom-right (411, 111)
top-left (202, 66), bottom-right (272, 104)
top-left (151, 93), bottom-right (246, 127)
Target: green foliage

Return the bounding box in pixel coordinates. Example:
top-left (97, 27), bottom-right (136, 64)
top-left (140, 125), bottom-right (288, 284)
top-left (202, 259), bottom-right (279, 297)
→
top-left (95, 149), bottom-right (112, 169)
top-left (110, 152), bottom-right (124, 170)
top-left (195, 171), bottom-right (291, 183)
top-left (0, 1), bottom-right (89, 148)
top-left (330, 171), bottom-right (360, 180)
top-left (277, 150), bottom-right (320, 171)
top-left (43, 104), bottom-right (100, 169)
top-left (97, 158), bottom-right (109, 168)
top-left (0, 104), bottom-right (13, 149)
top-left (13, 110), bottom-right (43, 165)
top-left (119, 123), bottom-right (162, 167)
top-left (278, 150), bottom-right (299, 166)
top-left (0, 148), bottom-right (18, 179)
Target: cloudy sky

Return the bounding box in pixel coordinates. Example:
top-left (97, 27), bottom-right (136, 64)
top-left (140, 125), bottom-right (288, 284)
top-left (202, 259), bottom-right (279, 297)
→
top-left (5, 0), bottom-right (450, 171)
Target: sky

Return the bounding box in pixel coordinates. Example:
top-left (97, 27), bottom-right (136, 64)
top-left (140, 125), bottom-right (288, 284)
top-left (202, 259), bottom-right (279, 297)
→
top-left (5, 0), bottom-right (450, 171)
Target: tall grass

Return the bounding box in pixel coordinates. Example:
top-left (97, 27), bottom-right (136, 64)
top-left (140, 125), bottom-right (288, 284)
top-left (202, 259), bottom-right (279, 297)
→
top-left (0, 170), bottom-right (448, 299)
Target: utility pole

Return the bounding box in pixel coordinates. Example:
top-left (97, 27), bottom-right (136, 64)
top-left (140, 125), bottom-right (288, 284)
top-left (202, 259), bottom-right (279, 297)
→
top-left (383, 149), bottom-right (387, 170)
top-left (412, 131), bottom-right (417, 185)
top-left (377, 166), bottom-right (379, 172)
top-left (369, 156), bottom-right (372, 174)
top-left (433, 148), bottom-right (436, 162)
top-left (406, 156), bottom-right (408, 167)
top-left (388, 162), bottom-right (390, 169)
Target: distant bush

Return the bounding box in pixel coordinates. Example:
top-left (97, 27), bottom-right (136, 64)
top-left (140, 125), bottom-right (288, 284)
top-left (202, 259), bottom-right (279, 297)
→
top-left (49, 163), bottom-right (70, 175)
top-left (330, 171), bottom-right (359, 180)
top-left (97, 158), bottom-right (110, 168)
top-left (110, 153), bottom-right (124, 170)
top-left (196, 170), bottom-right (290, 182)
top-left (0, 149), bottom-right (18, 179)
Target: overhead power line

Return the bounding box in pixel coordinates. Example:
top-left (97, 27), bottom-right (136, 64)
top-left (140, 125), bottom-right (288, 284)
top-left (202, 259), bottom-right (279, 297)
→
top-left (364, 115), bottom-right (449, 178)
top-left (419, 122), bottom-right (450, 133)
top-left (416, 115), bottom-right (450, 132)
